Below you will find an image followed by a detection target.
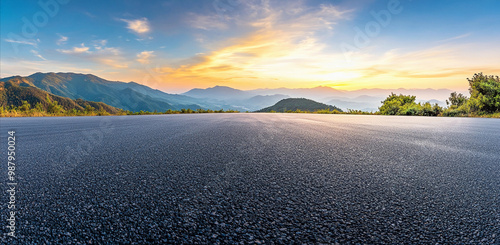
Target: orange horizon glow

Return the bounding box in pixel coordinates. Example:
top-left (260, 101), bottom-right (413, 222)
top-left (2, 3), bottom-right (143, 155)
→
top-left (1, 0), bottom-right (499, 94)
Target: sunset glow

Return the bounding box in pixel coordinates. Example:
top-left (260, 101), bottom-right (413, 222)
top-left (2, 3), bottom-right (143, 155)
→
top-left (2, 0), bottom-right (500, 93)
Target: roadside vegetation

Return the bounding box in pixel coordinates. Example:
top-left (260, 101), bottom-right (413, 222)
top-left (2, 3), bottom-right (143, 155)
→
top-left (378, 93), bottom-right (443, 116)
top-left (0, 95), bottom-right (239, 117)
top-left (1, 95), bottom-right (116, 117)
top-left (378, 73), bottom-right (500, 118)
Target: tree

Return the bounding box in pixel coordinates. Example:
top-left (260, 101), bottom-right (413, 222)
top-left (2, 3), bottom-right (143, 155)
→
top-left (35, 102), bottom-right (44, 112)
top-left (84, 105), bottom-right (96, 114)
top-left (432, 103), bottom-right (443, 116)
top-left (467, 73), bottom-right (500, 113)
top-left (446, 92), bottom-right (468, 107)
top-left (379, 93), bottom-right (417, 115)
top-left (379, 93), bottom-right (442, 116)
top-left (46, 95), bottom-right (64, 114)
top-left (19, 100), bottom-right (31, 112)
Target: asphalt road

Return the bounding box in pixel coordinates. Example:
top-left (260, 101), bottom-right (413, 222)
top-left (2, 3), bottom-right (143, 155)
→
top-left (1, 114), bottom-right (499, 244)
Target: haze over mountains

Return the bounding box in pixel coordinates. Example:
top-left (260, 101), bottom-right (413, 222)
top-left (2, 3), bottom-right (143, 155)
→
top-left (183, 86), bottom-right (454, 112)
top-left (1, 72), bottom-right (455, 112)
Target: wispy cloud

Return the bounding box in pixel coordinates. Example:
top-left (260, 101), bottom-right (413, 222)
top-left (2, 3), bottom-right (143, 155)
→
top-left (4, 38), bottom-right (38, 47)
top-left (57, 43), bottom-right (91, 54)
top-left (437, 33), bottom-right (472, 43)
top-left (92, 39), bottom-right (108, 49)
top-left (97, 58), bottom-right (128, 69)
top-left (30, 50), bottom-right (47, 60)
top-left (137, 51), bottom-right (155, 64)
top-left (120, 18), bottom-right (151, 35)
top-left (82, 11), bottom-right (96, 19)
top-left (92, 46), bottom-right (128, 68)
top-left (57, 41), bottom-right (128, 69)
top-left (187, 13), bottom-right (228, 30)
top-left (56, 34), bottom-right (68, 45)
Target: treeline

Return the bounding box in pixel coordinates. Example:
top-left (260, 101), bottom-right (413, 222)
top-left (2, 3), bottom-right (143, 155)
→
top-left (1, 95), bottom-right (239, 117)
top-left (379, 73), bottom-right (500, 117)
top-left (378, 94), bottom-right (443, 116)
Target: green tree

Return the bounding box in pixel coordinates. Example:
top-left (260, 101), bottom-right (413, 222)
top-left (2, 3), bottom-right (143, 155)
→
top-left (34, 102), bottom-right (44, 112)
top-left (46, 95), bottom-right (64, 114)
top-left (432, 103), bottom-right (443, 116)
top-left (19, 100), bottom-right (31, 112)
top-left (84, 105), bottom-right (96, 114)
top-left (379, 93), bottom-right (442, 116)
top-left (467, 73), bottom-right (500, 113)
top-left (379, 93), bottom-right (417, 115)
top-left (446, 92), bottom-right (468, 107)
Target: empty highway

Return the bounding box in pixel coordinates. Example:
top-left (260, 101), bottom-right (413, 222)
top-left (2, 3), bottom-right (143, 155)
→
top-left (1, 114), bottom-right (499, 244)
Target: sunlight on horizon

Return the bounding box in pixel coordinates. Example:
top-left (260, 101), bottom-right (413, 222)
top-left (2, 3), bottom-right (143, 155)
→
top-left (1, 0), bottom-right (499, 93)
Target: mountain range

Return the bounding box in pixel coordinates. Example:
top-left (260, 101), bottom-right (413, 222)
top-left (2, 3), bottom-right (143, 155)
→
top-left (0, 78), bottom-right (120, 114)
top-left (1, 72), bottom-right (457, 112)
top-left (183, 85), bottom-right (454, 112)
top-left (0, 73), bottom-right (211, 112)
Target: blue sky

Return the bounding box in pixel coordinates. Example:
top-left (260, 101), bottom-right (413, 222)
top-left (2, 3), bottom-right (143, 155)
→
top-left (1, 0), bottom-right (500, 93)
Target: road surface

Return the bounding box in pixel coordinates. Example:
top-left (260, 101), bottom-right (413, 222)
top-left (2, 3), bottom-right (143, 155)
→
top-left (1, 114), bottom-right (499, 244)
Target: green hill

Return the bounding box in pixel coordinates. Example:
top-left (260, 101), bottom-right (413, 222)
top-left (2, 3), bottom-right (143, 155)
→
top-left (0, 73), bottom-right (204, 112)
top-left (0, 80), bottom-right (121, 114)
top-left (257, 98), bottom-right (342, 112)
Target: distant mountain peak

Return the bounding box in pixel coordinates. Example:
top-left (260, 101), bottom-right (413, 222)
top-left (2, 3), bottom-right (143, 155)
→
top-left (183, 85), bottom-right (249, 100)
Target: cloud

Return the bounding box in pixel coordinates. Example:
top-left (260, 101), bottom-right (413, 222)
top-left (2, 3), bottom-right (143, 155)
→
top-left (56, 34), bottom-right (68, 45)
top-left (93, 39), bottom-right (107, 47)
top-left (90, 47), bottom-right (127, 68)
top-left (30, 50), bottom-right (47, 60)
top-left (154, 1), bottom-right (353, 88)
top-left (57, 43), bottom-right (91, 54)
top-left (56, 42), bottom-right (127, 68)
top-left (150, 1), bottom-right (495, 92)
top-left (187, 13), bottom-right (228, 30)
top-left (152, 1), bottom-right (497, 92)
top-left (120, 18), bottom-right (151, 35)
top-left (437, 33), bottom-right (472, 43)
top-left (330, 43), bottom-right (500, 90)
top-left (97, 58), bottom-right (128, 69)
top-left (92, 39), bottom-right (108, 50)
top-left (82, 11), bottom-right (96, 19)
top-left (4, 38), bottom-right (38, 47)
top-left (136, 51), bottom-right (155, 64)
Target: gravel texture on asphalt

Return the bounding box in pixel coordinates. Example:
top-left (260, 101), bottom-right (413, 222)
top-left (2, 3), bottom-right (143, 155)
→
top-left (1, 114), bottom-right (499, 244)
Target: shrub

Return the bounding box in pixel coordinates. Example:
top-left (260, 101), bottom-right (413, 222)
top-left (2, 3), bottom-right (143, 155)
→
top-left (467, 73), bottom-right (500, 113)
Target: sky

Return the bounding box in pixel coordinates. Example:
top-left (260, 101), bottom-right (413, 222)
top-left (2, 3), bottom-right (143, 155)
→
top-left (1, 0), bottom-right (500, 93)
